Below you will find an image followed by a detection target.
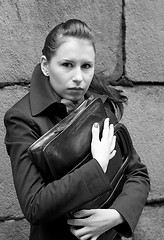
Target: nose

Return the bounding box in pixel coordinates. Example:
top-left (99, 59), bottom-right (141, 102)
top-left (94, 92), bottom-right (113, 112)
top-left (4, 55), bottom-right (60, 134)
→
top-left (72, 67), bottom-right (83, 84)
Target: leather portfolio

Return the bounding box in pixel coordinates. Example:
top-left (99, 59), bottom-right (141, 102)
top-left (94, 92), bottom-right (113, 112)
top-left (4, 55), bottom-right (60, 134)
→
top-left (28, 97), bottom-right (133, 240)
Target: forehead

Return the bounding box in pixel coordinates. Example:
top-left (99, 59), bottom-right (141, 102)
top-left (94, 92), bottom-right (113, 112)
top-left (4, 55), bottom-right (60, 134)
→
top-left (55, 37), bottom-right (95, 60)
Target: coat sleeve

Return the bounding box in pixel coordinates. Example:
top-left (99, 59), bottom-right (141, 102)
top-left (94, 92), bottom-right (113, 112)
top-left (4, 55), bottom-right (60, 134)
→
top-left (110, 143), bottom-right (150, 238)
top-left (4, 108), bottom-right (111, 225)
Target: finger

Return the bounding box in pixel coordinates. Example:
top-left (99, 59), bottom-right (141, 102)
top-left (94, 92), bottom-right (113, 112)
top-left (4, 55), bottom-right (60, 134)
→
top-left (67, 218), bottom-right (78, 225)
top-left (109, 149), bottom-right (117, 160)
top-left (70, 226), bottom-right (76, 235)
top-left (70, 226), bottom-right (82, 238)
top-left (80, 234), bottom-right (92, 240)
top-left (67, 218), bottom-right (86, 226)
top-left (102, 118), bottom-right (110, 139)
top-left (79, 209), bottom-right (97, 216)
top-left (70, 226), bottom-right (88, 238)
top-left (109, 123), bottom-right (114, 139)
top-left (110, 135), bottom-right (116, 152)
top-left (74, 209), bottom-right (92, 218)
top-left (92, 122), bottom-right (100, 144)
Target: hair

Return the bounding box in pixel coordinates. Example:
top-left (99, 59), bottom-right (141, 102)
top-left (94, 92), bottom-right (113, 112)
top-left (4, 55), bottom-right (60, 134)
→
top-left (42, 19), bottom-right (127, 119)
top-left (42, 19), bottom-right (95, 61)
top-left (90, 74), bottom-right (127, 119)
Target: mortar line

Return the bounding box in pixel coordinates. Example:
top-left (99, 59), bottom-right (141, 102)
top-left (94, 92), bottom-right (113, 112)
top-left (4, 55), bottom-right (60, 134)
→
top-left (0, 216), bottom-right (25, 222)
top-left (146, 199), bottom-right (164, 207)
top-left (0, 81), bottom-right (30, 89)
top-left (132, 81), bottom-right (164, 86)
top-left (122, 0), bottom-right (126, 77)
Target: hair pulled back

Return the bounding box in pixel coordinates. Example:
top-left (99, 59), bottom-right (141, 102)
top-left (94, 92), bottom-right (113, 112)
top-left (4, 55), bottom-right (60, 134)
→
top-left (42, 19), bottom-right (95, 62)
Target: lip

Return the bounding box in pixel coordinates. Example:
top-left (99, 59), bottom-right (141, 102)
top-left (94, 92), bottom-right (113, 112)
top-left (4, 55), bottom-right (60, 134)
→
top-left (68, 87), bottom-right (84, 91)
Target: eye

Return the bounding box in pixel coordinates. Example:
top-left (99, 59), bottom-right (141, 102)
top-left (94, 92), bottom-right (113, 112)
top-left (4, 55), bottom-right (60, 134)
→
top-left (61, 62), bottom-right (73, 68)
top-left (81, 63), bottom-right (92, 69)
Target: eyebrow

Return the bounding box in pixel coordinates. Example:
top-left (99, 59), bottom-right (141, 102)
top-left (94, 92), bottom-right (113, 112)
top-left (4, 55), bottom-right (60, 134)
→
top-left (58, 59), bottom-right (94, 64)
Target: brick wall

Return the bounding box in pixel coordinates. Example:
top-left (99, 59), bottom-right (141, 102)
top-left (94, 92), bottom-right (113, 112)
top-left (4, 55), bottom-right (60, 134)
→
top-left (0, 0), bottom-right (164, 239)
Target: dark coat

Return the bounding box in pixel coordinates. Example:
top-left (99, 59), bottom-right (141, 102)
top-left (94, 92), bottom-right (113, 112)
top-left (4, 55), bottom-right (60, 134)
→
top-left (4, 64), bottom-right (150, 240)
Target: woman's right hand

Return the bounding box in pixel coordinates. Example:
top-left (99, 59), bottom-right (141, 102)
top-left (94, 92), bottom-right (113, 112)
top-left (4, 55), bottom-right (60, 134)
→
top-left (91, 118), bottom-right (116, 173)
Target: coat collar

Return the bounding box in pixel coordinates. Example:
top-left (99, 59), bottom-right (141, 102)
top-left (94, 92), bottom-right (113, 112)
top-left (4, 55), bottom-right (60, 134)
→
top-left (30, 64), bottom-right (61, 116)
top-left (30, 63), bottom-right (108, 116)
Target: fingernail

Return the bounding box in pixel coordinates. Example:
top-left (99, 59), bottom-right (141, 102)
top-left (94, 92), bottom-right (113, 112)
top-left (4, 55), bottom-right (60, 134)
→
top-left (74, 211), bottom-right (80, 217)
top-left (94, 122), bottom-right (99, 128)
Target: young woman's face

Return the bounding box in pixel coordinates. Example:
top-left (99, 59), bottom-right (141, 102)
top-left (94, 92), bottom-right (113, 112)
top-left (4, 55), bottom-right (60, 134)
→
top-left (45, 37), bottom-right (95, 102)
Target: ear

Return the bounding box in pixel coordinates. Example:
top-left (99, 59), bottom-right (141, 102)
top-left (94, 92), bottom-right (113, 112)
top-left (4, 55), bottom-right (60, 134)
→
top-left (41, 55), bottom-right (49, 76)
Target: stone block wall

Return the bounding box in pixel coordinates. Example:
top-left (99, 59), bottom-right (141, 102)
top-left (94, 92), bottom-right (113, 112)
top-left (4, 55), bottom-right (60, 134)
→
top-left (0, 0), bottom-right (164, 239)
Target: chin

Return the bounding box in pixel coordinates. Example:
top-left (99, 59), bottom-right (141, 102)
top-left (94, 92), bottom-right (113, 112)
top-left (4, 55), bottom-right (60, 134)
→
top-left (66, 95), bottom-right (84, 103)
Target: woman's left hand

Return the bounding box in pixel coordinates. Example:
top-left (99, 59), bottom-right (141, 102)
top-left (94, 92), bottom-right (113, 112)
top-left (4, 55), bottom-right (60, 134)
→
top-left (67, 209), bottom-right (124, 240)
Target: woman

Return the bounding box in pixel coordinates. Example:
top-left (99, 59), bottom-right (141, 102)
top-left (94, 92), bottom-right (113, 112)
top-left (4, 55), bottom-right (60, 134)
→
top-left (4, 19), bottom-right (150, 240)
